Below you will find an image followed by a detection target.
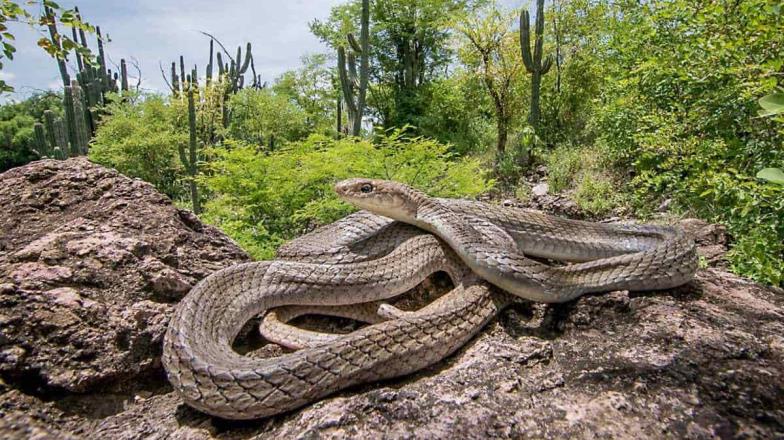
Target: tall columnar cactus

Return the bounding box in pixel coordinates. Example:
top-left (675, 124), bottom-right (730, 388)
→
top-left (337, 0), bottom-right (370, 136)
top-left (179, 83), bottom-right (202, 214)
top-left (520, 0), bottom-right (553, 130)
top-left (63, 85), bottom-right (78, 154)
top-left (206, 39), bottom-right (214, 85)
top-left (43, 111), bottom-right (57, 151)
top-left (70, 80), bottom-right (91, 155)
top-left (53, 119), bottom-right (69, 159)
top-left (43, 8), bottom-right (128, 157)
top-left (33, 123), bottom-right (50, 158)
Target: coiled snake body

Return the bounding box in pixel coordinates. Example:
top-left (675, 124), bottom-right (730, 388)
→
top-left (162, 179), bottom-right (697, 419)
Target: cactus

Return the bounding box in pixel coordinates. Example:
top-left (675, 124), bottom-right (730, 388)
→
top-left (44, 9), bottom-right (128, 156)
top-left (70, 80), bottom-right (91, 154)
top-left (43, 6), bottom-right (70, 87)
top-left (337, 0), bottom-right (370, 136)
top-left (120, 59), bottom-right (129, 92)
top-left (53, 118), bottom-right (69, 159)
top-left (206, 39), bottom-right (214, 85)
top-left (178, 82), bottom-right (202, 214)
top-left (520, 0), bottom-right (553, 130)
top-left (33, 123), bottom-right (50, 158)
top-left (63, 85), bottom-right (78, 155)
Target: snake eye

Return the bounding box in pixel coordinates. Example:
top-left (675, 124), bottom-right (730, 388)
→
top-left (360, 183), bottom-right (373, 194)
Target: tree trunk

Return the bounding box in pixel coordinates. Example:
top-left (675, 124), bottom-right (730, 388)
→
top-left (496, 115), bottom-right (508, 156)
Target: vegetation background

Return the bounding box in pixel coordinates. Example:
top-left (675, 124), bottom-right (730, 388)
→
top-left (1, 0), bottom-right (782, 286)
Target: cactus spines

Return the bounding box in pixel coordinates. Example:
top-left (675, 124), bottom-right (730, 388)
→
top-left (337, 0), bottom-right (370, 136)
top-left (520, 0), bottom-right (552, 130)
top-left (33, 123), bottom-right (49, 158)
top-left (178, 83), bottom-right (202, 214)
top-left (170, 62), bottom-right (180, 96)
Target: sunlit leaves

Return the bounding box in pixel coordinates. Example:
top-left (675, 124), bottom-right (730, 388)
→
top-left (757, 168), bottom-right (784, 185)
top-left (758, 92), bottom-right (784, 117)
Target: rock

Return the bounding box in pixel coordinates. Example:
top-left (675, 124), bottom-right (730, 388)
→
top-left (0, 159), bottom-right (249, 395)
top-left (2, 159), bottom-right (783, 439)
top-left (532, 182), bottom-right (549, 197)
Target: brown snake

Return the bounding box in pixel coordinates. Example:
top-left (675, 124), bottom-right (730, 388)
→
top-left (162, 179), bottom-right (697, 419)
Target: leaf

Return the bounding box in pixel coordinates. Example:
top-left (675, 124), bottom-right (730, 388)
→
top-left (758, 93), bottom-right (784, 117)
top-left (756, 168), bottom-right (784, 185)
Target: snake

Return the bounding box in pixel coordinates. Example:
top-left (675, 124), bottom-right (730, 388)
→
top-left (162, 179), bottom-right (698, 420)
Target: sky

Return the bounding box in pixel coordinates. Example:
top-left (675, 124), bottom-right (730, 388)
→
top-left (2, 0), bottom-right (522, 102)
top-left (2, 0), bottom-right (344, 101)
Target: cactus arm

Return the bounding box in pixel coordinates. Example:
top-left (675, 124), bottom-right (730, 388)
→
top-left (206, 39), bottom-right (213, 85)
top-left (120, 59), bottom-right (129, 92)
top-left (217, 52), bottom-right (225, 77)
top-left (347, 52), bottom-right (359, 87)
top-left (337, 46), bottom-right (358, 115)
top-left (239, 43), bottom-right (252, 74)
top-left (347, 33), bottom-right (362, 54)
top-left (520, 9), bottom-right (534, 72)
top-left (533, 0), bottom-right (545, 69)
top-left (541, 54), bottom-right (553, 74)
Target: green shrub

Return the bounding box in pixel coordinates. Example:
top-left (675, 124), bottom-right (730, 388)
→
top-left (227, 88), bottom-right (308, 150)
top-left (201, 130), bottom-right (494, 260)
top-left (574, 172), bottom-right (618, 217)
top-left (545, 145), bottom-right (587, 193)
top-left (0, 92), bottom-right (63, 171)
top-left (89, 95), bottom-right (187, 199)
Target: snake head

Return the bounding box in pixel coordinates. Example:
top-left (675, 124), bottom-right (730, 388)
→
top-left (335, 178), bottom-right (420, 222)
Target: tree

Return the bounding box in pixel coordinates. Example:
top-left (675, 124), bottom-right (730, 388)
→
top-left (311, 0), bottom-right (483, 129)
top-left (227, 88), bottom-right (309, 150)
top-left (458, 5), bottom-right (523, 157)
top-left (0, 1), bottom-right (94, 94)
top-left (273, 54), bottom-right (337, 136)
top-left (0, 92), bottom-right (63, 170)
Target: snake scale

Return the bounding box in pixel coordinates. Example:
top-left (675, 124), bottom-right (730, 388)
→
top-left (162, 179), bottom-right (698, 419)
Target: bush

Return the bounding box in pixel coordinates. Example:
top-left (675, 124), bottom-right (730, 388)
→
top-left (227, 88), bottom-right (308, 150)
top-left (89, 95), bottom-right (187, 199)
top-left (201, 130), bottom-right (494, 259)
top-left (0, 92), bottom-right (63, 171)
top-left (574, 172), bottom-right (618, 217)
top-left (545, 145), bottom-right (586, 193)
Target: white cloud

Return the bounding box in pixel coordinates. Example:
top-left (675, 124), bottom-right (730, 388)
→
top-left (3, 0), bottom-right (345, 97)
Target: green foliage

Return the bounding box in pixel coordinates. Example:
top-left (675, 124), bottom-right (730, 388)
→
top-left (227, 88), bottom-right (308, 149)
top-left (408, 72), bottom-right (493, 155)
top-left (573, 172), bottom-right (617, 217)
top-left (757, 168), bottom-right (784, 185)
top-left (544, 144), bottom-right (582, 193)
top-left (311, 0), bottom-right (486, 130)
top-left (544, 144), bottom-right (620, 216)
top-left (201, 130), bottom-right (493, 259)
top-left (0, 91), bottom-right (62, 170)
top-left (590, 0), bottom-right (784, 285)
top-left (89, 95), bottom-right (187, 198)
top-left (272, 54), bottom-right (336, 136)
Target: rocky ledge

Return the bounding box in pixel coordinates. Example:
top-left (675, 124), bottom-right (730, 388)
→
top-left (0, 159), bottom-right (782, 439)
